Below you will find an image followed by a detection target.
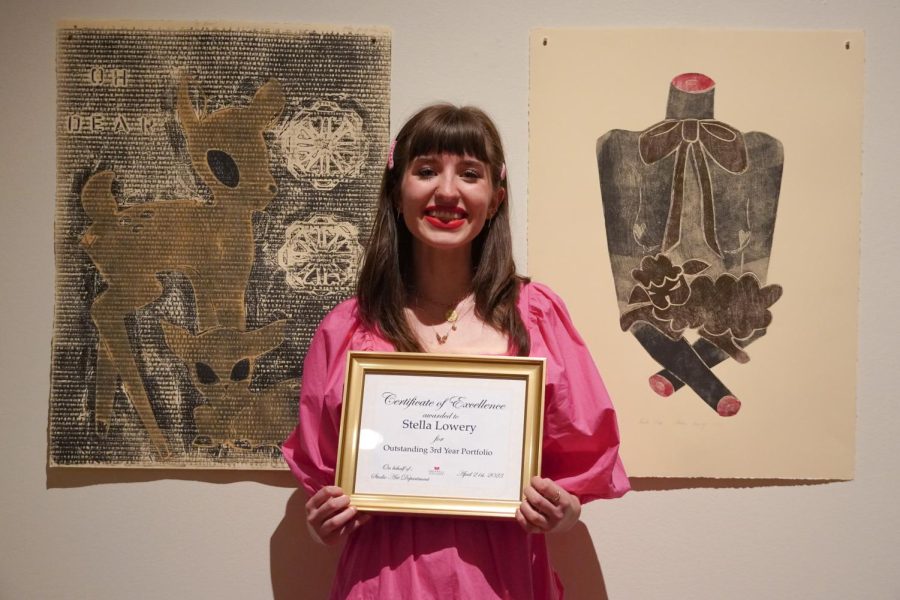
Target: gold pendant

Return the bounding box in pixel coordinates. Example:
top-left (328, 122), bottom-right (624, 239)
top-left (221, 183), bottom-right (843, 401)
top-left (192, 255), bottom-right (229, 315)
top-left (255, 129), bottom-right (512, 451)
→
top-left (435, 300), bottom-right (462, 345)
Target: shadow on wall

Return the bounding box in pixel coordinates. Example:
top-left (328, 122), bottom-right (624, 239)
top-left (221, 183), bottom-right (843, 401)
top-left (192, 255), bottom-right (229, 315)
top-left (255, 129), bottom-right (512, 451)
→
top-left (628, 478), bottom-right (844, 491)
top-left (46, 466), bottom-right (297, 488)
top-left (547, 522), bottom-right (609, 600)
top-left (271, 488), bottom-right (340, 600)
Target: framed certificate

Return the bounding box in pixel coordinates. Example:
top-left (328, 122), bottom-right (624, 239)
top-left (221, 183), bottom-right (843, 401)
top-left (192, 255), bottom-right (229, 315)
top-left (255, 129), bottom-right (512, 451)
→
top-left (335, 351), bottom-right (546, 519)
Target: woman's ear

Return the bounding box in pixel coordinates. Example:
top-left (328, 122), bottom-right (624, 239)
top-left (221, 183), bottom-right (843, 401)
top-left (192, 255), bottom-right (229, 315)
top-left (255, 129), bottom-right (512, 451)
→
top-left (492, 186), bottom-right (507, 215)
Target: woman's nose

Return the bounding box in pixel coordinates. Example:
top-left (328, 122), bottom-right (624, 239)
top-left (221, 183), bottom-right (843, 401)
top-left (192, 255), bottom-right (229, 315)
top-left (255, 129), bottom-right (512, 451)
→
top-left (434, 174), bottom-right (459, 201)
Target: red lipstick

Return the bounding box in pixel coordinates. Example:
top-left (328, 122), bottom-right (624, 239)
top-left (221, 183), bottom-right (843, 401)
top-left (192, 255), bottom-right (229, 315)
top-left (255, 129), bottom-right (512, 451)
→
top-left (425, 215), bottom-right (465, 230)
top-left (423, 206), bottom-right (467, 230)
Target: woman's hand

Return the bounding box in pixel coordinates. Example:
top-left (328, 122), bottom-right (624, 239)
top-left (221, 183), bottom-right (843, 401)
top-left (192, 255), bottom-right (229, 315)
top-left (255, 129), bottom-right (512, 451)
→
top-left (305, 486), bottom-right (372, 545)
top-left (516, 476), bottom-right (581, 534)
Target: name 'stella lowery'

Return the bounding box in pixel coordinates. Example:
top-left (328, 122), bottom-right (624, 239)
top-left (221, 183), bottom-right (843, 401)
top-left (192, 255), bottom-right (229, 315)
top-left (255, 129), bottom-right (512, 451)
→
top-left (401, 419), bottom-right (477, 434)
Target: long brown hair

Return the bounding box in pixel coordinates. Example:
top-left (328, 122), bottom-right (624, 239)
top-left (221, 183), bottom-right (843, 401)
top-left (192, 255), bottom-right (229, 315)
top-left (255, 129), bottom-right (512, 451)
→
top-left (356, 103), bottom-right (530, 355)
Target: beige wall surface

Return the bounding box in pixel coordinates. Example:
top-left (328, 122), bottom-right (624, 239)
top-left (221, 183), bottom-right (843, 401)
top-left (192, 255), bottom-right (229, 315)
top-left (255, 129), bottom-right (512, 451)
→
top-left (529, 29), bottom-right (862, 479)
top-left (2, 2), bottom-right (898, 599)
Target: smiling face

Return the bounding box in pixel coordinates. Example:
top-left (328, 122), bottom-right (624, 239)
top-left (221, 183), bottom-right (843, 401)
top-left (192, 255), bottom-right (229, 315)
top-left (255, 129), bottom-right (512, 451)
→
top-left (399, 152), bottom-right (504, 253)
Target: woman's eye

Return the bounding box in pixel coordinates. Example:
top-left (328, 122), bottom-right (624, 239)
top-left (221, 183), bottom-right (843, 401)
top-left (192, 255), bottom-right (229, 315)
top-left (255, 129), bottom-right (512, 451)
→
top-left (416, 166), bottom-right (436, 178)
top-left (462, 169), bottom-right (482, 179)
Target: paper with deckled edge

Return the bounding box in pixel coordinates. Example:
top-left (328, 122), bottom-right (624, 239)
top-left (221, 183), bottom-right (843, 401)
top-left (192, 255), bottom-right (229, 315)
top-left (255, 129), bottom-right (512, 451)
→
top-left (50, 21), bottom-right (390, 469)
top-left (528, 29), bottom-right (861, 479)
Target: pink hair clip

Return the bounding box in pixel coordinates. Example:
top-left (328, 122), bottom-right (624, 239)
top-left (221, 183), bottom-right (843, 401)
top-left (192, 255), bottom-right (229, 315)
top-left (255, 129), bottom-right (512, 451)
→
top-left (387, 138), bottom-right (397, 170)
top-left (499, 163), bottom-right (507, 181)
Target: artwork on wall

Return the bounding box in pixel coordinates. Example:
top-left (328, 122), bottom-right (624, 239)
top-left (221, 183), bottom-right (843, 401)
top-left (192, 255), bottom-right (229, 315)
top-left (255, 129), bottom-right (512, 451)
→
top-left (597, 72), bottom-right (784, 417)
top-left (529, 29), bottom-right (862, 479)
top-left (50, 22), bottom-right (391, 468)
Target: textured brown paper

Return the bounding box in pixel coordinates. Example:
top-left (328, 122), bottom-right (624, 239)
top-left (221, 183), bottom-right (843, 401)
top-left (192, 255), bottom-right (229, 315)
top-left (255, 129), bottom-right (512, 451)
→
top-left (50, 21), bottom-right (391, 468)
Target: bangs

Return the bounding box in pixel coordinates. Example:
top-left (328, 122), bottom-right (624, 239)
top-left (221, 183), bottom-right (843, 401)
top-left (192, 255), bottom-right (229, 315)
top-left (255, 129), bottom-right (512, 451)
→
top-left (405, 107), bottom-right (492, 163)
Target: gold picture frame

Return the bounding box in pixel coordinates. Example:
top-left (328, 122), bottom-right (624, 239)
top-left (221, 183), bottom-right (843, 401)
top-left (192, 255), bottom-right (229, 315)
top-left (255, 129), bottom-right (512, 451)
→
top-left (336, 351), bottom-right (546, 519)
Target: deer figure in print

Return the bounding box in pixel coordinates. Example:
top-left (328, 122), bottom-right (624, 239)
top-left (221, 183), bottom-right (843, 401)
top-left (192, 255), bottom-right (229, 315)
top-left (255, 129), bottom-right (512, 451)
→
top-left (79, 76), bottom-right (285, 457)
top-left (161, 319), bottom-right (298, 454)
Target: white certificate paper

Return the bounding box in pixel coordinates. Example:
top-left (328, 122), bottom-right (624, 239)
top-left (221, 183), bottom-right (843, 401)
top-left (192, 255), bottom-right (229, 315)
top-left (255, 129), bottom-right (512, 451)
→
top-left (353, 373), bottom-right (527, 501)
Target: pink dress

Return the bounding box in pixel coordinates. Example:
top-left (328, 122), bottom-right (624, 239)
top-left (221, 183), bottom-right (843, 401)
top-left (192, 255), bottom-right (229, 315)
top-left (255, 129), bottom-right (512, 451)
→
top-left (282, 282), bottom-right (630, 599)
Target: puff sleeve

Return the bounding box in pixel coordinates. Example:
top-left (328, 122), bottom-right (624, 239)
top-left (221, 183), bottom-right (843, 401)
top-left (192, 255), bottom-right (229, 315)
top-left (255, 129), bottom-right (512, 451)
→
top-left (523, 282), bottom-right (630, 502)
top-left (282, 300), bottom-right (362, 495)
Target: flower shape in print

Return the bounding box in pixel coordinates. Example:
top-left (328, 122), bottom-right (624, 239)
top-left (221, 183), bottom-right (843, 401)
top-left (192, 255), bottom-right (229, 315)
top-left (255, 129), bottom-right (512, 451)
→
top-left (274, 100), bottom-right (368, 191)
top-left (629, 254), bottom-right (709, 310)
top-left (277, 215), bottom-right (364, 296)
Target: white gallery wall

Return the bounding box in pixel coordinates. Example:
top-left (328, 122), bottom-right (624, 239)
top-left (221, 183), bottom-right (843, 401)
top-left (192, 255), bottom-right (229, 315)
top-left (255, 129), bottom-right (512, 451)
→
top-left (1, 1), bottom-right (898, 598)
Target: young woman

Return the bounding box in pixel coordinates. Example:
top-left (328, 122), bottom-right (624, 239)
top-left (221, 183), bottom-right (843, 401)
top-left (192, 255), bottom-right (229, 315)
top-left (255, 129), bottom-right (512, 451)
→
top-left (282, 104), bottom-right (629, 599)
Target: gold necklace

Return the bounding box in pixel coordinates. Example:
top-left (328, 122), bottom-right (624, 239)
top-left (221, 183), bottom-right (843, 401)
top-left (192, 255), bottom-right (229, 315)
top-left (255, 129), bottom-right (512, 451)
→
top-left (435, 305), bottom-right (461, 345)
top-left (414, 292), bottom-right (472, 345)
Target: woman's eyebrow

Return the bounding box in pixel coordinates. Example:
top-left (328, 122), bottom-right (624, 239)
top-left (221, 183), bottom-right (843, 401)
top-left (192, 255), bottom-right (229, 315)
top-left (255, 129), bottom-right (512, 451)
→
top-left (459, 158), bottom-right (486, 168)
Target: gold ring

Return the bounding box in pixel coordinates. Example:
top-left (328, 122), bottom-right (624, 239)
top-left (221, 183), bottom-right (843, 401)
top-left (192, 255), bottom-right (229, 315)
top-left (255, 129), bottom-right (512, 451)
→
top-left (552, 488), bottom-right (561, 504)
